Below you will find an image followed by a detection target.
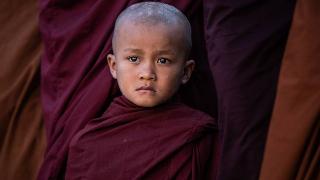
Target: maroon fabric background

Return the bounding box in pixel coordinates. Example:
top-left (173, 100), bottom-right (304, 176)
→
top-left (38, 0), bottom-right (295, 179)
top-left (0, 0), bottom-right (46, 179)
top-left (260, 0), bottom-right (320, 179)
top-left (203, 1), bottom-right (296, 179)
top-left (4, 0), bottom-right (319, 180)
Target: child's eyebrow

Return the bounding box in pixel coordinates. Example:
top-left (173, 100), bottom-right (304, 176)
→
top-left (155, 50), bottom-right (175, 55)
top-left (123, 48), bottom-right (175, 55)
top-left (123, 48), bottom-right (144, 54)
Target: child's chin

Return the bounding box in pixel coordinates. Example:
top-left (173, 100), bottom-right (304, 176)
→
top-left (133, 98), bottom-right (160, 108)
top-left (135, 101), bottom-right (158, 108)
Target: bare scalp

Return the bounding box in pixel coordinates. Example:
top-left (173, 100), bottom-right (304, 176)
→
top-left (112, 2), bottom-right (192, 55)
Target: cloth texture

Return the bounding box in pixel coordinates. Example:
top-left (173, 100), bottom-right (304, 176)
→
top-left (0, 0), bottom-right (46, 179)
top-left (65, 96), bottom-right (219, 180)
top-left (37, 0), bottom-right (296, 179)
top-left (37, 0), bottom-right (218, 179)
top-left (259, 0), bottom-right (320, 179)
top-left (3, 0), bottom-right (319, 180)
top-left (203, 0), bottom-right (296, 179)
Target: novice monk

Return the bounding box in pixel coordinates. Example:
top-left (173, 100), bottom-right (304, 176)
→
top-left (65, 2), bottom-right (218, 180)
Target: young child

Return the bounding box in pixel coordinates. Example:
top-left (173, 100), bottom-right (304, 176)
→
top-left (65, 2), bottom-right (218, 180)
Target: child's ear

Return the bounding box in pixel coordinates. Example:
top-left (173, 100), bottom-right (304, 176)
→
top-left (107, 54), bottom-right (117, 79)
top-left (181, 59), bottom-right (195, 84)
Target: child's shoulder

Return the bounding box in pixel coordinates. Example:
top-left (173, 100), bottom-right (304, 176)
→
top-left (163, 102), bottom-right (217, 142)
top-left (171, 102), bottom-right (214, 120)
top-left (164, 102), bottom-right (217, 130)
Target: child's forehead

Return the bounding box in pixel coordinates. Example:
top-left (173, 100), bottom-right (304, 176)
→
top-left (116, 2), bottom-right (183, 25)
top-left (118, 19), bottom-right (183, 33)
top-left (112, 2), bottom-right (192, 55)
top-left (114, 3), bottom-right (191, 39)
top-left (113, 21), bottom-right (189, 57)
top-left (118, 21), bottom-right (186, 45)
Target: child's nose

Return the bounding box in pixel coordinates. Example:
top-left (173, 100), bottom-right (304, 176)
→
top-left (138, 62), bottom-right (156, 80)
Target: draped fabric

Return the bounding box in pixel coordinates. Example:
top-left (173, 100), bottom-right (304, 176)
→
top-left (203, 0), bottom-right (296, 179)
top-left (259, 0), bottom-right (320, 179)
top-left (65, 96), bottom-right (219, 180)
top-left (2, 0), bottom-right (311, 180)
top-left (0, 0), bottom-right (46, 179)
top-left (37, 0), bottom-right (218, 179)
top-left (38, 0), bottom-right (296, 179)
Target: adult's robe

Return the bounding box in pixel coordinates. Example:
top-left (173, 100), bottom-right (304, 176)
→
top-left (65, 96), bottom-right (219, 180)
top-left (0, 0), bottom-right (45, 179)
top-left (260, 0), bottom-right (320, 179)
top-left (203, 1), bottom-right (296, 179)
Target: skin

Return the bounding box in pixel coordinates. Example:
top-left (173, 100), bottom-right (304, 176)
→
top-left (107, 21), bottom-right (195, 107)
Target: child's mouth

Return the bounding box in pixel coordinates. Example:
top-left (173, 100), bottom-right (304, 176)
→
top-left (136, 86), bottom-right (156, 92)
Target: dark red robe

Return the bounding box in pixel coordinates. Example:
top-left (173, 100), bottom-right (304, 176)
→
top-left (37, 0), bottom-right (296, 179)
top-left (65, 96), bottom-right (219, 180)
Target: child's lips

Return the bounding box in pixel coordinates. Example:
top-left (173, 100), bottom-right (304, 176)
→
top-left (136, 86), bottom-right (156, 92)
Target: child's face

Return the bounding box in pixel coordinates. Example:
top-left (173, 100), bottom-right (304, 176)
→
top-left (108, 21), bottom-right (194, 107)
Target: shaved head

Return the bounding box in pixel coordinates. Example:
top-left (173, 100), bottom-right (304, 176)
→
top-left (112, 2), bottom-right (192, 56)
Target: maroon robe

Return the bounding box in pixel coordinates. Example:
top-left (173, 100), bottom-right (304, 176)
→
top-left (37, 0), bottom-right (295, 179)
top-left (37, 1), bottom-right (217, 179)
top-left (65, 96), bottom-right (219, 180)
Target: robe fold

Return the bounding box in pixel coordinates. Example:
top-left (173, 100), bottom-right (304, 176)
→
top-left (259, 0), bottom-right (320, 179)
top-left (203, 1), bottom-right (296, 179)
top-left (65, 96), bottom-right (219, 180)
top-left (0, 0), bottom-right (45, 179)
top-left (37, 0), bottom-right (296, 179)
top-left (37, 1), bottom-right (218, 179)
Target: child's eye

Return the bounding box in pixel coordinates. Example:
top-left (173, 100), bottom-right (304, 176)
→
top-left (127, 56), bottom-right (139, 63)
top-left (156, 58), bottom-right (170, 64)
